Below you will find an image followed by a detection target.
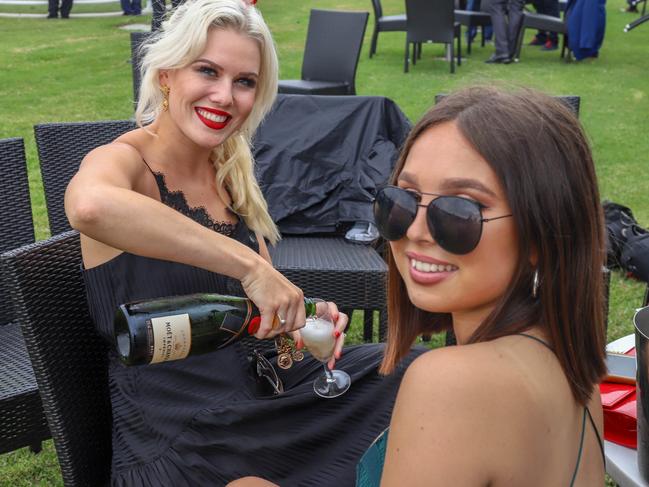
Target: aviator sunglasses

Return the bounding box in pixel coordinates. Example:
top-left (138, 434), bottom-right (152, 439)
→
top-left (373, 186), bottom-right (513, 255)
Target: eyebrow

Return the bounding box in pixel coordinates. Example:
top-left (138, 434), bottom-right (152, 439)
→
top-left (398, 171), bottom-right (498, 198)
top-left (193, 58), bottom-right (259, 78)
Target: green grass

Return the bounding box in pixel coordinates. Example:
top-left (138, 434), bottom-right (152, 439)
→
top-left (0, 0), bottom-right (647, 483)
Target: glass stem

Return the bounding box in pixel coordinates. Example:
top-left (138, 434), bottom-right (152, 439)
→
top-left (323, 364), bottom-right (336, 383)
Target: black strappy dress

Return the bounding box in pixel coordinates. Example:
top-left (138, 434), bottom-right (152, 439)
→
top-left (83, 170), bottom-right (424, 487)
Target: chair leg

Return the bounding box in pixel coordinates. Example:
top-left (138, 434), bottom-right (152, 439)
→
top-left (514, 25), bottom-right (525, 60)
top-left (370, 28), bottom-right (378, 58)
top-left (417, 42), bottom-right (422, 59)
top-left (404, 40), bottom-right (410, 72)
top-left (412, 42), bottom-right (417, 66)
top-left (379, 307), bottom-right (388, 343)
top-left (29, 442), bottom-right (42, 454)
top-left (467, 29), bottom-right (472, 55)
top-left (481, 25), bottom-right (486, 47)
top-left (363, 309), bottom-right (374, 342)
top-left (457, 31), bottom-right (462, 66)
top-left (450, 43), bottom-right (455, 73)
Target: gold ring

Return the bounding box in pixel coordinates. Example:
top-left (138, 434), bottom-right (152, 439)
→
top-left (273, 313), bottom-right (287, 329)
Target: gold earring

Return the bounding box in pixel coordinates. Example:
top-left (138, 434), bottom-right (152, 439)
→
top-left (160, 85), bottom-right (170, 112)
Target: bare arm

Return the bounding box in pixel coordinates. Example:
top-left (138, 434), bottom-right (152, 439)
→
top-left (65, 143), bottom-right (305, 337)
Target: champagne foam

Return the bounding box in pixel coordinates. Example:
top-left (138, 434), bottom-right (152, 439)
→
top-left (301, 318), bottom-right (335, 362)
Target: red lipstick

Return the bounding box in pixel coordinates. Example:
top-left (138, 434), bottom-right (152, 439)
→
top-left (194, 107), bottom-right (231, 130)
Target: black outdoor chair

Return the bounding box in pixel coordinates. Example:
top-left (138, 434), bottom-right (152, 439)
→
top-left (278, 9), bottom-right (369, 96)
top-left (130, 31), bottom-right (153, 106)
top-left (34, 119), bottom-right (136, 236)
top-left (0, 138), bottom-right (50, 455)
top-left (3, 231), bottom-right (112, 485)
top-left (404, 0), bottom-right (462, 74)
top-left (369, 0), bottom-right (406, 58)
top-left (454, 0), bottom-right (492, 55)
top-left (513, 11), bottom-right (569, 61)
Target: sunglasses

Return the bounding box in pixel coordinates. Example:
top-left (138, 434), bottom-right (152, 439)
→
top-left (250, 349), bottom-right (284, 396)
top-left (373, 186), bottom-right (512, 255)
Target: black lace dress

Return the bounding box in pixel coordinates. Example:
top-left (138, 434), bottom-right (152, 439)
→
top-left (83, 170), bottom-right (423, 487)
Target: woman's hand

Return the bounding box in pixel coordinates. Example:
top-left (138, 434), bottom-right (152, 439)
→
top-left (241, 258), bottom-right (306, 339)
top-left (292, 301), bottom-right (348, 370)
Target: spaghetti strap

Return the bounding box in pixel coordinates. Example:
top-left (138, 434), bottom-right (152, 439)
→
top-left (517, 333), bottom-right (605, 482)
top-left (585, 406), bottom-right (606, 468)
top-left (569, 406), bottom-right (605, 486)
top-left (141, 158), bottom-right (156, 176)
top-left (516, 332), bottom-right (554, 352)
top-left (569, 408), bottom-right (587, 486)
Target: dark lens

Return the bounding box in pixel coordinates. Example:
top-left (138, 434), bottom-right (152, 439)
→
top-left (253, 350), bottom-right (284, 395)
top-left (374, 187), bottom-right (418, 241)
top-left (427, 197), bottom-right (482, 254)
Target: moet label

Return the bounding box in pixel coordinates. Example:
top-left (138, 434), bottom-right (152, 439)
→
top-left (150, 313), bottom-right (191, 364)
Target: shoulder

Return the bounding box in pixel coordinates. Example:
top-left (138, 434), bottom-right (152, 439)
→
top-left (382, 341), bottom-right (540, 484)
top-left (78, 134), bottom-right (150, 185)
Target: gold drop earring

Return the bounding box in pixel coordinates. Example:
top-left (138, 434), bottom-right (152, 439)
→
top-left (160, 85), bottom-right (170, 112)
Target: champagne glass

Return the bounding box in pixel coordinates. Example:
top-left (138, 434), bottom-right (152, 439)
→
top-left (300, 302), bottom-right (351, 398)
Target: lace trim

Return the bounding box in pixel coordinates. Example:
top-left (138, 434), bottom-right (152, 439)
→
top-left (152, 171), bottom-right (237, 237)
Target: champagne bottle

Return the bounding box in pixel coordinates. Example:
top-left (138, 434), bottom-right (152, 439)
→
top-left (114, 293), bottom-right (317, 366)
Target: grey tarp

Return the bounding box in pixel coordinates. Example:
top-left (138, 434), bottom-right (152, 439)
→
top-left (253, 94), bottom-right (411, 235)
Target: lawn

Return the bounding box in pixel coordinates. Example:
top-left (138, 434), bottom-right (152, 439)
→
top-left (0, 0), bottom-right (648, 483)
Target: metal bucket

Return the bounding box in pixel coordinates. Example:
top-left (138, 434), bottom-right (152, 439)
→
top-left (634, 305), bottom-right (649, 482)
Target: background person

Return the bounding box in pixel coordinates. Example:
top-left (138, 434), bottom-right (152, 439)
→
top-left (121, 0), bottom-right (142, 16)
top-left (528, 0), bottom-right (561, 50)
top-left (485, 0), bottom-right (526, 63)
top-left (47, 0), bottom-right (72, 18)
top-left (151, 0), bottom-right (183, 30)
top-left (65, 0), bottom-right (420, 484)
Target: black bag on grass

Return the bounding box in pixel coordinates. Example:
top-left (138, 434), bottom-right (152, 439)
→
top-left (621, 225), bottom-right (649, 283)
top-left (603, 200), bottom-right (637, 269)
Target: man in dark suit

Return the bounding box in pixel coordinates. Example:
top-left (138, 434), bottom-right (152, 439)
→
top-left (47, 0), bottom-right (72, 18)
top-left (484, 0), bottom-right (526, 63)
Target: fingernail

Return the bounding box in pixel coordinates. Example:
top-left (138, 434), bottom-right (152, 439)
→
top-left (334, 331), bottom-right (341, 338)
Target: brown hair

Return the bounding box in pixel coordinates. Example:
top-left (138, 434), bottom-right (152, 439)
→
top-left (380, 86), bottom-right (606, 406)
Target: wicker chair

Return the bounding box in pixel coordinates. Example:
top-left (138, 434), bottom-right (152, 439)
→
top-left (0, 138), bottom-right (51, 455)
top-left (130, 31), bottom-right (154, 106)
top-left (34, 120), bottom-right (136, 236)
top-left (3, 231), bottom-right (112, 485)
top-left (369, 0), bottom-right (406, 58)
top-left (404, 0), bottom-right (462, 74)
top-left (278, 9), bottom-right (369, 95)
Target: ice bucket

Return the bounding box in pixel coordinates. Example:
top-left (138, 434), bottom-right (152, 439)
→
top-left (634, 305), bottom-right (649, 482)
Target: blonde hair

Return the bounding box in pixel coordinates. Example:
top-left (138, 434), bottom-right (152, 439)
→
top-left (135, 0), bottom-right (280, 244)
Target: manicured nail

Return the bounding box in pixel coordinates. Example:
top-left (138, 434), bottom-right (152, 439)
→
top-left (334, 331), bottom-right (341, 338)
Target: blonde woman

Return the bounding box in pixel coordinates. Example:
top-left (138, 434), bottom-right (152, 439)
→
top-left (65, 0), bottom-right (418, 484)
